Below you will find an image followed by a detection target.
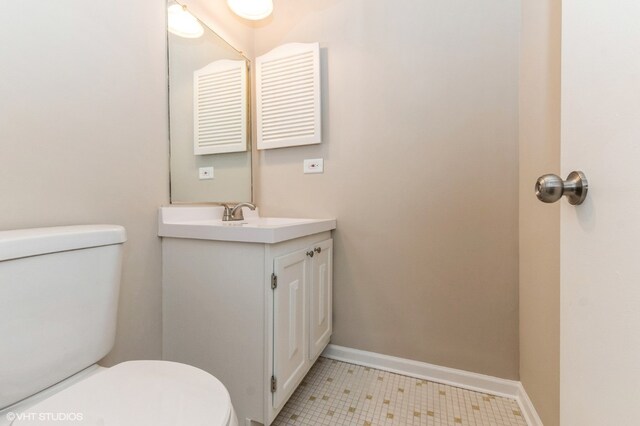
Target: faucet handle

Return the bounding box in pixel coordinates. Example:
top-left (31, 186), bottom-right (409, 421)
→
top-left (220, 204), bottom-right (233, 221)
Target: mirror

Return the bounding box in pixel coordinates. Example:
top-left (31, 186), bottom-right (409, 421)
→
top-left (168, 4), bottom-right (252, 203)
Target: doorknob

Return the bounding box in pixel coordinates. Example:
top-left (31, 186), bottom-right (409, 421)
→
top-left (535, 171), bottom-right (588, 205)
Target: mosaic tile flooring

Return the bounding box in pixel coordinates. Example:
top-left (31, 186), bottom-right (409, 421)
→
top-left (272, 357), bottom-right (528, 426)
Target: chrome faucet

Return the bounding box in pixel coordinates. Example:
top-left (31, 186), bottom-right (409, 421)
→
top-left (222, 202), bottom-right (256, 221)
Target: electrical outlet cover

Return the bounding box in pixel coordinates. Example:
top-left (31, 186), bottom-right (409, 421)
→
top-left (303, 158), bottom-right (324, 174)
top-left (199, 166), bottom-right (214, 180)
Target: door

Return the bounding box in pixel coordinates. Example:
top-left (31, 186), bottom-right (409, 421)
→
top-left (561, 1), bottom-right (640, 424)
top-left (272, 249), bottom-right (308, 410)
top-left (309, 239), bottom-right (333, 360)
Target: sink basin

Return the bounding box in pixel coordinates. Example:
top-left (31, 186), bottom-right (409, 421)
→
top-left (239, 217), bottom-right (317, 227)
top-left (158, 206), bottom-right (336, 243)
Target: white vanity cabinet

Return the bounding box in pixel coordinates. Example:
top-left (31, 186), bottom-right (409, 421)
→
top-left (162, 229), bottom-right (333, 426)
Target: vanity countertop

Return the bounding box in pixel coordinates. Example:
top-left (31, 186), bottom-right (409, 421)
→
top-left (158, 206), bottom-right (336, 244)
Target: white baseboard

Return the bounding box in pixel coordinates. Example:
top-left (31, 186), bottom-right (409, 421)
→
top-left (515, 382), bottom-right (544, 426)
top-left (321, 344), bottom-right (543, 426)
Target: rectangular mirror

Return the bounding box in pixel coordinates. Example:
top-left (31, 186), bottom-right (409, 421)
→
top-left (168, 3), bottom-right (252, 203)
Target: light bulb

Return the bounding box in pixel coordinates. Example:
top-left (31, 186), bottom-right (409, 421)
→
top-left (227, 0), bottom-right (274, 21)
top-left (167, 4), bottom-right (204, 39)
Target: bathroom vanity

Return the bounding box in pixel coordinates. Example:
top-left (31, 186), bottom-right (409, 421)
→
top-left (159, 206), bottom-right (336, 426)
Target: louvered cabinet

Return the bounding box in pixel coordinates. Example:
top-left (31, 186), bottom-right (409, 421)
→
top-left (256, 42), bottom-right (322, 150)
top-left (162, 232), bottom-right (333, 426)
top-left (193, 59), bottom-right (248, 155)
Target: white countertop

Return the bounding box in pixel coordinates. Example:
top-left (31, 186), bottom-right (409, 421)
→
top-left (158, 206), bottom-right (336, 244)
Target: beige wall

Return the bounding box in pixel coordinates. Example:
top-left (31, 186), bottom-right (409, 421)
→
top-left (0, 1), bottom-right (169, 364)
top-left (252, 0), bottom-right (520, 379)
top-left (519, 0), bottom-right (561, 424)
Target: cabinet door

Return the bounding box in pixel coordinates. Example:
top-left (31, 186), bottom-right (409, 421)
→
top-left (272, 248), bottom-right (308, 410)
top-left (309, 239), bottom-right (333, 360)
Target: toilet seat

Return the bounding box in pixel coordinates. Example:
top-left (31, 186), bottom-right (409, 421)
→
top-left (11, 361), bottom-right (234, 426)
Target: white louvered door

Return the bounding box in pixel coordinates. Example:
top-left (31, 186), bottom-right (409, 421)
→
top-left (193, 59), bottom-right (247, 155)
top-left (256, 42), bottom-right (321, 150)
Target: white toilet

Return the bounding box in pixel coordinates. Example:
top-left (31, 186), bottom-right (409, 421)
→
top-left (0, 225), bottom-right (238, 426)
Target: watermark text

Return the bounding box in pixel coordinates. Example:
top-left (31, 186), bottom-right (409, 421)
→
top-left (6, 411), bottom-right (84, 422)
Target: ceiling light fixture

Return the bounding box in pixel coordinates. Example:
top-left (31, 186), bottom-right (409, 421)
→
top-left (167, 3), bottom-right (204, 38)
top-left (227, 0), bottom-right (274, 21)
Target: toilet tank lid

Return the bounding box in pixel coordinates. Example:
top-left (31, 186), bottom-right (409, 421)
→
top-left (0, 225), bottom-right (126, 261)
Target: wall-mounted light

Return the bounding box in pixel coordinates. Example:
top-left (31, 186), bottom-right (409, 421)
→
top-left (227, 0), bottom-right (273, 21)
top-left (168, 3), bottom-right (204, 38)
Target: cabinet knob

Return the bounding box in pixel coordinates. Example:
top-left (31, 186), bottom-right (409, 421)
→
top-left (314, 247), bottom-right (322, 254)
top-left (306, 251), bottom-right (314, 258)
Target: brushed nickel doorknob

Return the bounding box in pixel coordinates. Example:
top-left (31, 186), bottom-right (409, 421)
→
top-left (535, 171), bottom-right (588, 205)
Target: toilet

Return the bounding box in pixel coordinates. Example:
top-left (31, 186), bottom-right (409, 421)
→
top-left (0, 225), bottom-right (238, 426)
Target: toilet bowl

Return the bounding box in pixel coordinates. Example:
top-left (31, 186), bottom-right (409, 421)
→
top-left (2, 361), bottom-right (238, 426)
top-left (0, 225), bottom-right (238, 426)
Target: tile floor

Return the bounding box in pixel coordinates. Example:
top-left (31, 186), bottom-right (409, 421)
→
top-left (272, 357), bottom-right (528, 426)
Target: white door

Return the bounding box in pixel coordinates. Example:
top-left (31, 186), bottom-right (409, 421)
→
top-left (561, 1), bottom-right (640, 424)
top-left (309, 239), bottom-right (333, 360)
top-left (272, 249), bottom-right (308, 410)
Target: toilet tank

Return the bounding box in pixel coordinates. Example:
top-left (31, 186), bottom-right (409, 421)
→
top-left (0, 225), bottom-right (126, 410)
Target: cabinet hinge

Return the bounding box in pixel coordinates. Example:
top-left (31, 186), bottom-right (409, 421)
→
top-left (271, 273), bottom-right (278, 289)
top-left (271, 375), bottom-right (277, 393)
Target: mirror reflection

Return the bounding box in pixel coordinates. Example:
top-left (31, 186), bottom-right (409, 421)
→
top-left (168, 3), bottom-right (252, 203)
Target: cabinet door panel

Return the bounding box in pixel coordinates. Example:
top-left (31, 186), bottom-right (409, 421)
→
top-left (273, 249), bottom-right (308, 410)
top-left (309, 239), bottom-right (333, 360)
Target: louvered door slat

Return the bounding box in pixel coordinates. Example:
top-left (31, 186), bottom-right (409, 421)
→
top-left (257, 42), bottom-right (321, 150)
top-left (193, 59), bottom-right (247, 155)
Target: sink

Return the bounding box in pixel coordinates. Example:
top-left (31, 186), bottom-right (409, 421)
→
top-left (158, 206), bottom-right (336, 243)
top-left (239, 217), bottom-right (317, 227)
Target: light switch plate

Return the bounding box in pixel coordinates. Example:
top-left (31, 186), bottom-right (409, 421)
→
top-left (303, 158), bottom-right (324, 174)
top-left (199, 166), bottom-right (214, 180)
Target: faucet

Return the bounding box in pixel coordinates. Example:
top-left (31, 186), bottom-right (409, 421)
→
top-left (222, 202), bottom-right (256, 221)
